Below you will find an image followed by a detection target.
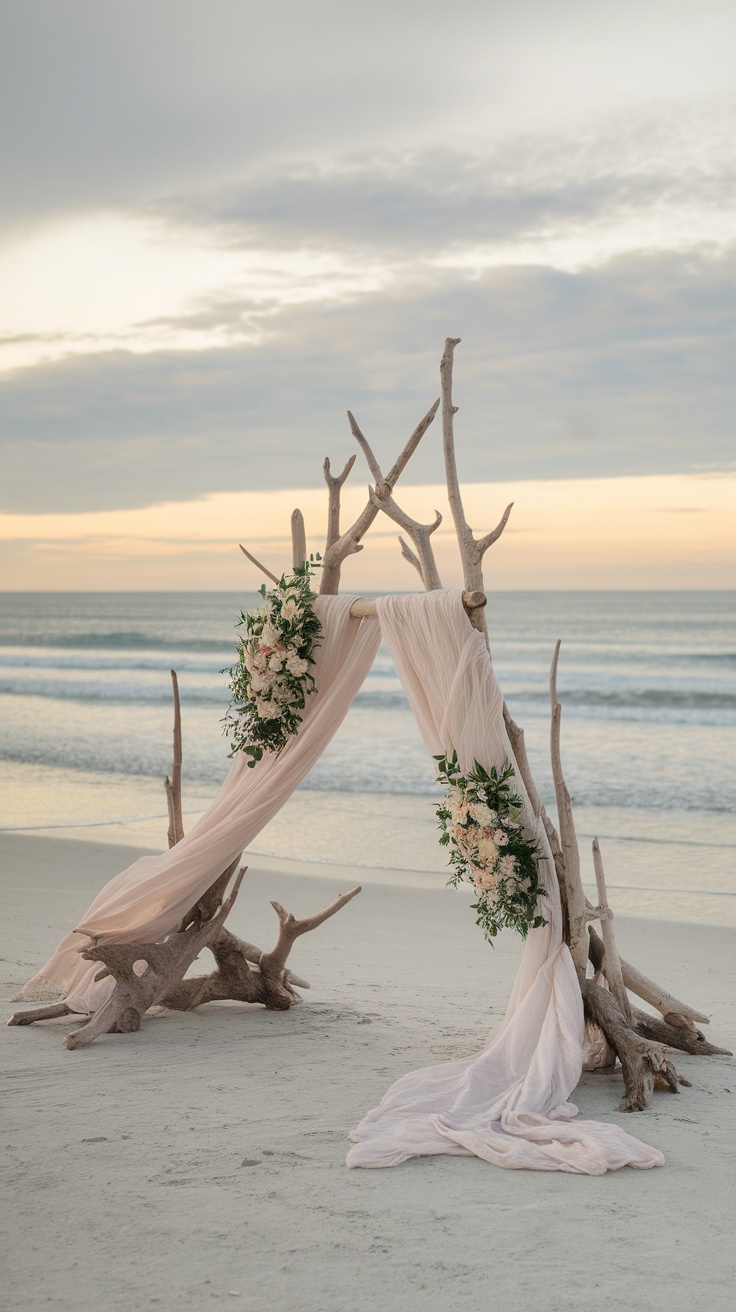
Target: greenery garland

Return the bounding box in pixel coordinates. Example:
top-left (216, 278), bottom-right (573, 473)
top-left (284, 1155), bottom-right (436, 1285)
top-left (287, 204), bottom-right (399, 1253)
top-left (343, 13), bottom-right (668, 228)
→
top-left (222, 564), bottom-right (322, 767)
top-left (435, 752), bottom-right (548, 941)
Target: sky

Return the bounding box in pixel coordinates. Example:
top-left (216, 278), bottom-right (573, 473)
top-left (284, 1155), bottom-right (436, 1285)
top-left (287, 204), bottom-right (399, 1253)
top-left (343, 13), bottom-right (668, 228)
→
top-left (0, 0), bottom-right (734, 590)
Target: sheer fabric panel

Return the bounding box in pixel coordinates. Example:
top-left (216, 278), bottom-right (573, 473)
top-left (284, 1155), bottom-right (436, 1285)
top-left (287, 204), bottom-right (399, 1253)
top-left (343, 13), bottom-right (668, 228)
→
top-left (19, 596), bottom-right (380, 1014)
top-left (345, 592), bottom-right (663, 1174)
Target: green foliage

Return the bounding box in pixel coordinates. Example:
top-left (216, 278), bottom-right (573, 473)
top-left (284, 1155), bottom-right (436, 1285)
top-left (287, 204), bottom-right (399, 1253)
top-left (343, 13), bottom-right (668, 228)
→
top-left (435, 752), bottom-right (548, 943)
top-left (222, 564), bottom-right (322, 767)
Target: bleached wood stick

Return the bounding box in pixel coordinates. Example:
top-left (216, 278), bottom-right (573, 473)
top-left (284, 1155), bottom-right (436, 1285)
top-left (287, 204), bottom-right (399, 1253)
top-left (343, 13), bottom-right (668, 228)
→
top-left (323, 454), bottom-right (356, 554)
top-left (239, 543), bottom-right (279, 584)
top-left (349, 591), bottom-right (486, 619)
top-left (291, 508), bottom-right (307, 570)
top-left (587, 926), bottom-right (710, 1026)
top-left (440, 337), bottom-right (513, 639)
top-left (592, 837), bottom-right (632, 1022)
top-left (503, 703), bottom-right (543, 819)
top-left (164, 669), bottom-right (184, 849)
top-left (259, 886), bottom-right (363, 979)
top-left (398, 535), bottom-right (423, 580)
top-left (550, 640), bottom-right (588, 977)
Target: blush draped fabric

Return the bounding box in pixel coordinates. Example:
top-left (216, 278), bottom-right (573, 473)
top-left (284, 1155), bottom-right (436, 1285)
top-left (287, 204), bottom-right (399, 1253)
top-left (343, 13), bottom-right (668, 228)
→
top-left (345, 592), bottom-right (663, 1174)
top-left (19, 595), bottom-right (381, 1015)
top-left (19, 589), bottom-right (663, 1174)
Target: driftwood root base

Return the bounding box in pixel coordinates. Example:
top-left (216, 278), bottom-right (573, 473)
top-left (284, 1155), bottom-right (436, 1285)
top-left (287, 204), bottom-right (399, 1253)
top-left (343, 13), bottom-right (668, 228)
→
top-left (583, 979), bottom-right (690, 1112)
top-left (7, 872), bottom-right (362, 1050)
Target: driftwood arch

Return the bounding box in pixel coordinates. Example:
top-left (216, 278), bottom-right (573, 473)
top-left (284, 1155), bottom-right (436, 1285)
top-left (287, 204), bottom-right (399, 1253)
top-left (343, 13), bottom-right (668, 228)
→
top-left (10, 339), bottom-right (730, 1110)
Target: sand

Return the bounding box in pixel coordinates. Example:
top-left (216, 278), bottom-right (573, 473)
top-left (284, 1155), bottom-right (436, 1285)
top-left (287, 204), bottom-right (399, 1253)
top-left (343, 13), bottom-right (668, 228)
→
top-left (2, 831), bottom-right (735, 1312)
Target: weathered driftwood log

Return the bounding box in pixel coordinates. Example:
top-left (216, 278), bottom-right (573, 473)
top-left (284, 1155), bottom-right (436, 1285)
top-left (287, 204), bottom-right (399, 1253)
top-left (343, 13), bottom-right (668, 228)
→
top-left (8, 668), bottom-right (362, 1049)
top-left (581, 976), bottom-right (688, 1112)
top-left (349, 591), bottom-right (487, 619)
top-left (587, 927), bottom-right (730, 1057)
top-left (8, 871), bottom-right (362, 1047)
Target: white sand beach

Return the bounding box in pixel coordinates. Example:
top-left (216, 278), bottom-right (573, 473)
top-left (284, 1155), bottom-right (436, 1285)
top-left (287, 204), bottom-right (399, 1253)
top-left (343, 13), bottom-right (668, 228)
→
top-left (2, 831), bottom-right (735, 1312)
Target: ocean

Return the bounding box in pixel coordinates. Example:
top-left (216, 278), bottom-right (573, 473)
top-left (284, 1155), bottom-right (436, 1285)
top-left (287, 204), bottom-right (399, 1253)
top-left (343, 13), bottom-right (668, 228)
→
top-left (1, 590), bottom-right (734, 926)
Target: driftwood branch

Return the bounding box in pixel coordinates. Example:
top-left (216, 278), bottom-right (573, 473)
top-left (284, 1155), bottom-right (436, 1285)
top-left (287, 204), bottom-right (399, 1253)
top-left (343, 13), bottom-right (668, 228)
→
top-left (349, 407), bottom-right (444, 589)
top-left (440, 337), bottom-right (513, 634)
top-left (9, 873), bottom-right (364, 1047)
top-left (549, 641), bottom-right (588, 976)
top-left (368, 487), bottom-right (444, 590)
top-left (291, 508), bottom-right (307, 570)
top-left (348, 592), bottom-right (486, 619)
top-left (239, 543), bottom-right (279, 584)
top-left (319, 399), bottom-right (439, 594)
top-left (398, 535), bottom-right (423, 580)
top-left (591, 837), bottom-right (631, 1022)
top-left (322, 455), bottom-right (356, 555)
top-left (586, 929), bottom-right (730, 1056)
top-left (259, 886), bottom-right (362, 980)
top-left (587, 926), bottom-right (712, 1030)
top-left (503, 701), bottom-right (570, 943)
top-left (164, 669), bottom-right (184, 849)
top-left (582, 978), bottom-right (688, 1112)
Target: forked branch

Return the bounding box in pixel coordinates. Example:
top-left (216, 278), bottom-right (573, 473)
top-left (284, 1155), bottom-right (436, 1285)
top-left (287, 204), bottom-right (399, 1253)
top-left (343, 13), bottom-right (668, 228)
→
top-left (323, 455), bottom-right (357, 554)
top-left (368, 488), bottom-right (443, 590)
top-left (440, 338), bottom-right (513, 629)
top-left (319, 399), bottom-right (439, 594)
top-left (259, 886), bottom-right (362, 980)
top-left (9, 874), bottom-right (364, 1045)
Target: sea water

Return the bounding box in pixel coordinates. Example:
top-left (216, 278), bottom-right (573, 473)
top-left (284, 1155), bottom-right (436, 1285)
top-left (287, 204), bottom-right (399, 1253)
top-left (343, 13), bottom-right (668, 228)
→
top-left (0, 591), bottom-right (734, 926)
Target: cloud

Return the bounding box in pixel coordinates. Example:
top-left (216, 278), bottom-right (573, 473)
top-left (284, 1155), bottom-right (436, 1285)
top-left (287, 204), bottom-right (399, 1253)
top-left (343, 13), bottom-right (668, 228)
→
top-left (1, 247), bottom-right (734, 513)
top-left (2, 1), bottom-right (734, 536)
top-left (160, 123), bottom-right (736, 264)
top-left (2, 1), bottom-right (735, 230)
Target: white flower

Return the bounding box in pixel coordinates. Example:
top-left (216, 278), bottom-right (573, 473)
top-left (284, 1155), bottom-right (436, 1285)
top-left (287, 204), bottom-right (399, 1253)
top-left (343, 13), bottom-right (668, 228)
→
top-left (249, 672), bottom-right (272, 694)
top-left (499, 854), bottom-right (516, 878)
top-left (492, 828), bottom-right (507, 846)
top-left (469, 802), bottom-right (494, 827)
top-left (268, 653), bottom-right (284, 672)
top-left (280, 598), bottom-right (303, 622)
top-left (260, 622), bottom-right (279, 649)
top-left (475, 835), bottom-right (498, 864)
top-left (286, 652), bottom-right (308, 677)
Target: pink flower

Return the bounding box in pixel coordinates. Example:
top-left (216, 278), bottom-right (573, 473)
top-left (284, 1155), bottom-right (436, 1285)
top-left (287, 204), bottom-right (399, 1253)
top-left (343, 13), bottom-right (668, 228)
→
top-left (499, 854), bottom-right (516, 878)
top-left (473, 867), bottom-right (499, 894)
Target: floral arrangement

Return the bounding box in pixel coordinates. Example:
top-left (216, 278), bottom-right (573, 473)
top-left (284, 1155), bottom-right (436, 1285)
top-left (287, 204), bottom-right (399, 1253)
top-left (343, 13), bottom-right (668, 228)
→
top-left (435, 752), bottom-right (548, 941)
top-left (222, 564), bottom-right (322, 766)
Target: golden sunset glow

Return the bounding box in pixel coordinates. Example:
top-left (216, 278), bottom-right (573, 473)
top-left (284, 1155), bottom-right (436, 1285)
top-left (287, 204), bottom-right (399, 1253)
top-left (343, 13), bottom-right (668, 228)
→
top-left (2, 473), bottom-right (733, 591)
